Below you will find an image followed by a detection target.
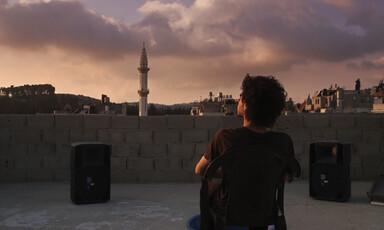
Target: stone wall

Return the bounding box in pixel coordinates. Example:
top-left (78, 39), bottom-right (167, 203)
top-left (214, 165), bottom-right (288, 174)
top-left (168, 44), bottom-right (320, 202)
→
top-left (0, 114), bottom-right (383, 183)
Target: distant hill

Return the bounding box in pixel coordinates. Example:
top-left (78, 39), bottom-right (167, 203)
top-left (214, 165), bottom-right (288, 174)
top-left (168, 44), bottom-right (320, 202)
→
top-left (0, 92), bottom-right (102, 114)
top-left (0, 84), bottom-right (192, 115)
top-left (0, 84), bottom-right (125, 114)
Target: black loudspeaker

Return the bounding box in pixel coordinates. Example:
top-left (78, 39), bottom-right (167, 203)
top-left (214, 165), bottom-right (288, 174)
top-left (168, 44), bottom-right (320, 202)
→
top-left (70, 142), bottom-right (111, 204)
top-left (309, 141), bottom-right (351, 202)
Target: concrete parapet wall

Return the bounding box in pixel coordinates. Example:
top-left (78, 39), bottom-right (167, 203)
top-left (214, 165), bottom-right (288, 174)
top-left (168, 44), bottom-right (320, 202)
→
top-left (1, 114), bottom-right (383, 183)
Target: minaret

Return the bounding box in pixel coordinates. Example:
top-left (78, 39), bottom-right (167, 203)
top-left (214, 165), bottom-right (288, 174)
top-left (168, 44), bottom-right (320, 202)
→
top-left (138, 42), bottom-right (150, 116)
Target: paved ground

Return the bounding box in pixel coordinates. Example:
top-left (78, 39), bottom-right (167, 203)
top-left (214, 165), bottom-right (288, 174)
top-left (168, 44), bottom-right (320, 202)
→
top-left (0, 181), bottom-right (383, 230)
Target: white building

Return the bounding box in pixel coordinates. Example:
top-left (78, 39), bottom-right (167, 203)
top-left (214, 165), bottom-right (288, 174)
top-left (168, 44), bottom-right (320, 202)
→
top-left (190, 92), bottom-right (237, 116)
top-left (303, 85), bottom-right (373, 113)
top-left (137, 43), bottom-right (150, 116)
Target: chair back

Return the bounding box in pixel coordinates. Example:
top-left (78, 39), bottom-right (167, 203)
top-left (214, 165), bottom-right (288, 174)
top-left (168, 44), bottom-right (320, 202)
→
top-left (203, 143), bottom-right (300, 227)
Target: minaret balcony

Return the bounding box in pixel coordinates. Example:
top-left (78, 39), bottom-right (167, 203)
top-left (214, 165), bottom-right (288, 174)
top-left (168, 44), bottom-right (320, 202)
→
top-left (138, 89), bottom-right (150, 96)
top-left (138, 67), bottom-right (150, 73)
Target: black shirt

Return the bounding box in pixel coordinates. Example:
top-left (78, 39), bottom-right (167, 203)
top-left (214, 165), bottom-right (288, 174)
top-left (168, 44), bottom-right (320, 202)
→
top-left (204, 127), bottom-right (295, 163)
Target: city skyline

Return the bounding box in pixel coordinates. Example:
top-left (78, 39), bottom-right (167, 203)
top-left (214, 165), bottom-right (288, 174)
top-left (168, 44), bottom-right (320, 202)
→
top-left (1, 0), bottom-right (384, 105)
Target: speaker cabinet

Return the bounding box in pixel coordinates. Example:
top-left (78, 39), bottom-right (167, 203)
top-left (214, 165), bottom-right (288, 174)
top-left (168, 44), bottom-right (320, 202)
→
top-left (71, 142), bottom-right (111, 204)
top-left (309, 141), bottom-right (351, 202)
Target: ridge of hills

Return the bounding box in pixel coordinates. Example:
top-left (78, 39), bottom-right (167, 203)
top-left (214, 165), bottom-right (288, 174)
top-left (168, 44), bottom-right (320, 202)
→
top-left (0, 84), bottom-right (195, 114)
top-left (0, 92), bottom-right (194, 114)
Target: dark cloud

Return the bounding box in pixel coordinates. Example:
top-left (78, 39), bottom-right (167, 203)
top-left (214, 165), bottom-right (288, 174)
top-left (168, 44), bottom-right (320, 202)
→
top-left (133, 12), bottom-right (198, 56)
top-left (136, 0), bottom-right (384, 62)
top-left (226, 1), bottom-right (384, 62)
top-left (0, 0), bottom-right (384, 65)
top-left (0, 0), bottom-right (7, 7)
top-left (346, 62), bottom-right (359, 70)
top-left (0, 1), bottom-right (146, 59)
top-left (346, 60), bottom-right (384, 70)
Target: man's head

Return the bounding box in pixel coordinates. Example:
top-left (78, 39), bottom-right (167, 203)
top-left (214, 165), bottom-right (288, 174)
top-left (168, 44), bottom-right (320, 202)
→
top-left (238, 74), bottom-right (286, 128)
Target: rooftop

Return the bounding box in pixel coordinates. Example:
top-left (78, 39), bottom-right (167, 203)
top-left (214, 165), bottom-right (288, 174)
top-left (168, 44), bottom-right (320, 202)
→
top-left (0, 181), bottom-right (383, 230)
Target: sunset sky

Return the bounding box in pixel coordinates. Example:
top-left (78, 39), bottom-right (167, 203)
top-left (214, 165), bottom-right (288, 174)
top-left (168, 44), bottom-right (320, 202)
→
top-left (1, 0), bottom-right (384, 105)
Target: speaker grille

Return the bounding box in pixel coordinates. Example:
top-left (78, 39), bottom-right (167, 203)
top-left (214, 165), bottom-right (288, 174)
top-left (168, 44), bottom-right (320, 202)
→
top-left (310, 163), bottom-right (343, 200)
top-left (309, 142), bottom-right (351, 202)
top-left (74, 166), bottom-right (110, 203)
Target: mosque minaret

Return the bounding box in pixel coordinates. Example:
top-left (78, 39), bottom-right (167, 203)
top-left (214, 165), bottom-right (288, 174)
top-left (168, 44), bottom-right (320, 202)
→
top-left (138, 42), bottom-right (150, 116)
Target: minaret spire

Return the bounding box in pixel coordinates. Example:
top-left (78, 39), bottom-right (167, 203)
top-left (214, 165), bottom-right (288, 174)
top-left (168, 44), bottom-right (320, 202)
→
top-left (138, 42), bottom-right (150, 116)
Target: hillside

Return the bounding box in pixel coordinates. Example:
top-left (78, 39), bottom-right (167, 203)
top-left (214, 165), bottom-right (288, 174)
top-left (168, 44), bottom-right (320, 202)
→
top-left (0, 84), bottom-right (191, 115)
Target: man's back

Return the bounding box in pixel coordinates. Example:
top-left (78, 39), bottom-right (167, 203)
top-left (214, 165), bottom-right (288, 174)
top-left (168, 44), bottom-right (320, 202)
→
top-left (201, 143), bottom-right (300, 229)
top-left (204, 127), bottom-right (295, 165)
top-left (196, 74), bottom-right (300, 230)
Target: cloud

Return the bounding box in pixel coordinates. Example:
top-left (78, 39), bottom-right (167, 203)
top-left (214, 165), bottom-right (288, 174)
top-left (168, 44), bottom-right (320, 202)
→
top-left (136, 0), bottom-right (384, 63)
top-left (0, 0), bottom-right (7, 6)
top-left (346, 57), bottom-right (384, 70)
top-left (0, 0), bottom-right (384, 67)
top-left (315, 0), bottom-right (355, 10)
top-left (0, 0), bottom-right (146, 60)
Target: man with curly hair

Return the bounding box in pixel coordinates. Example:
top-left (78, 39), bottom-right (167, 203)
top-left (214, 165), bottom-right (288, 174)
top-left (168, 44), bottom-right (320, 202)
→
top-left (195, 74), bottom-right (300, 229)
top-left (196, 74), bottom-right (296, 178)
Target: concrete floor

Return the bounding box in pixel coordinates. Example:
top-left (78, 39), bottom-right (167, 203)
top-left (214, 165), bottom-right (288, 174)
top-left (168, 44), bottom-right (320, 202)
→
top-left (0, 181), bottom-right (383, 230)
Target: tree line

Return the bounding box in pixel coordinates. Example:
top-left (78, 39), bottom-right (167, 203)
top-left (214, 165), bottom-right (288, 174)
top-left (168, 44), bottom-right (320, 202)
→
top-left (148, 104), bottom-right (190, 115)
top-left (0, 84), bottom-right (190, 115)
top-left (0, 84), bottom-right (57, 114)
top-left (0, 84), bottom-right (55, 98)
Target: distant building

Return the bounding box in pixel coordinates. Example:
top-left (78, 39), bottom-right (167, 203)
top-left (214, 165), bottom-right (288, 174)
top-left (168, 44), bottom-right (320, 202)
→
top-left (284, 98), bottom-right (297, 114)
top-left (74, 94), bottom-right (119, 115)
top-left (372, 91), bottom-right (384, 113)
top-left (372, 80), bottom-right (384, 113)
top-left (138, 42), bottom-right (150, 116)
top-left (99, 94), bottom-right (119, 115)
top-left (191, 92), bottom-right (237, 116)
top-left (302, 80), bottom-right (374, 113)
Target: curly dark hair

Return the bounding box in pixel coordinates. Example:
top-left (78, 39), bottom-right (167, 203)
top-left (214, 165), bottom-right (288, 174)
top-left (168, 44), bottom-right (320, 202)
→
top-left (240, 74), bottom-right (286, 127)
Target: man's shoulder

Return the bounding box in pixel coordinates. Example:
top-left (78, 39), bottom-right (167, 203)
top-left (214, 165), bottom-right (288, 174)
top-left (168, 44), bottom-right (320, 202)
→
top-left (265, 131), bottom-right (294, 152)
top-left (214, 128), bottom-right (293, 144)
top-left (211, 128), bottom-right (245, 142)
top-left (216, 127), bottom-right (245, 136)
top-left (267, 130), bottom-right (293, 140)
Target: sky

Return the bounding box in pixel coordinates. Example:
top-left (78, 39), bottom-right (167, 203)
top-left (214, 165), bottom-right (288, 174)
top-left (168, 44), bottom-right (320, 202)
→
top-left (1, 0), bottom-right (384, 105)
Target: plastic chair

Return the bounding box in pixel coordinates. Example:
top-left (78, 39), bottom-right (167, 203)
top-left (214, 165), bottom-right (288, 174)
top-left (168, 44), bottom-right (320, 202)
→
top-left (186, 215), bottom-right (249, 230)
top-left (198, 143), bottom-right (301, 230)
top-left (186, 214), bottom-right (201, 230)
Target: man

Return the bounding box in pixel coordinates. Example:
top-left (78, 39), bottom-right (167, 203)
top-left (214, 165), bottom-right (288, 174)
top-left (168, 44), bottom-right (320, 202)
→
top-left (195, 74), bottom-right (300, 230)
top-left (196, 74), bottom-right (296, 181)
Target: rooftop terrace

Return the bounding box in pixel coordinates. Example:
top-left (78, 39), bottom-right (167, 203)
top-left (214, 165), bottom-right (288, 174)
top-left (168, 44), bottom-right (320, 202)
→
top-left (0, 180), bottom-right (383, 230)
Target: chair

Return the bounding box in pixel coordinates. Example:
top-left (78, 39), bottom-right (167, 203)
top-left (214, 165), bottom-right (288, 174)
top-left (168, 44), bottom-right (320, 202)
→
top-left (199, 143), bottom-right (301, 230)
